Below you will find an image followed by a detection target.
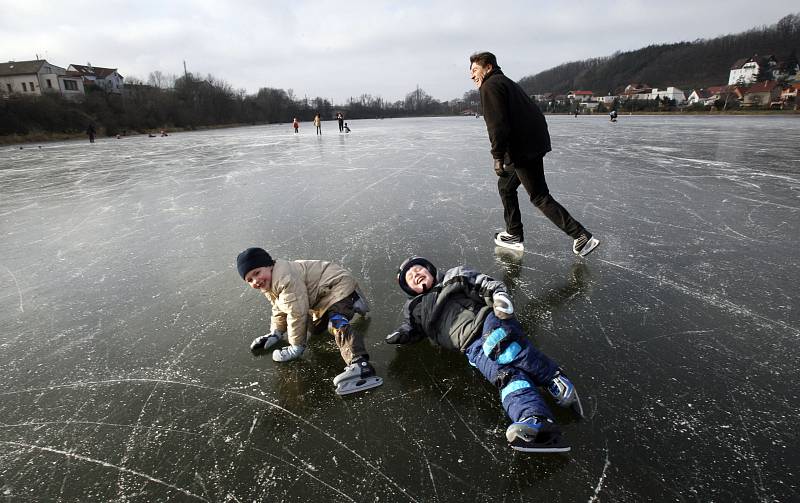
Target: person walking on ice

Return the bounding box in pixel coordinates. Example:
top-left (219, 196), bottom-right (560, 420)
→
top-left (386, 256), bottom-right (584, 452)
top-left (469, 51), bottom-right (600, 257)
top-left (236, 247), bottom-right (382, 395)
top-left (292, 117), bottom-right (300, 133)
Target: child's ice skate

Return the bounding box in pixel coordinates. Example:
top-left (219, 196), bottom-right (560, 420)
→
top-left (333, 359), bottom-right (383, 395)
top-left (505, 416), bottom-right (571, 453)
top-left (494, 231), bottom-right (524, 252)
top-left (547, 370), bottom-right (585, 419)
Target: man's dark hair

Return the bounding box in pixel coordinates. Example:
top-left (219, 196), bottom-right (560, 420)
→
top-left (469, 51), bottom-right (500, 70)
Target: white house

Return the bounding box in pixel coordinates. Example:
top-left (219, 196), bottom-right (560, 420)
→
top-left (0, 60), bottom-right (84, 97)
top-left (596, 95), bottom-right (616, 105)
top-left (728, 55), bottom-right (777, 85)
top-left (68, 63), bottom-right (124, 94)
top-left (650, 87), bottom-right (686, 103)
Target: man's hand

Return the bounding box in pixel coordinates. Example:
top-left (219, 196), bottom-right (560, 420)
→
top-left (493, 159), bottom-right (507, 177)
top-left (492, 291), bottom-right (514, 319)
top-left (385, 331), bottom-right (404, 344)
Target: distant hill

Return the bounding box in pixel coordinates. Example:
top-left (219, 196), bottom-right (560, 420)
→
top-left (518, 13), bottom-right (800, 95)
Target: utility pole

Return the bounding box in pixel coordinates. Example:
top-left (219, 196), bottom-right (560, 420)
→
top-left (183, 60), bottom-right (188, 79)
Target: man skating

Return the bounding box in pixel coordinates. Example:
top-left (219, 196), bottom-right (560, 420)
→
top-left (469, 51), bottom-right (600, 257)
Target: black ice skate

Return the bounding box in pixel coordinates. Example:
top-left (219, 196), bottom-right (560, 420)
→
top-left (505, 417), bottom-right (571, 453)
top-left (573, 231), bottom-right (600, 257)
top-left (333, 360), bottom-right (383, 395)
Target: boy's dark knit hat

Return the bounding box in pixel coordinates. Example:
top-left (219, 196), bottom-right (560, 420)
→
top-left (397, 256), bottom-right (437, 297)
top-left (237, 247), bottom-right (275, 279)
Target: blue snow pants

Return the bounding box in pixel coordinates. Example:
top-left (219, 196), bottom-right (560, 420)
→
top-left (465, 313), bottom-right (559, 422)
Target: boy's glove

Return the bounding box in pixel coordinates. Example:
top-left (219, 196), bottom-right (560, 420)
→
top-left (272, 344), bottom-right (304, 362)
top-left (492, 291), bottom-right (514, 319)
top-left (250, 330), bottom-right (286, 352)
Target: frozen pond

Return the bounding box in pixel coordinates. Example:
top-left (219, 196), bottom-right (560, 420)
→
top-left (1, 115), bottom-right (799, 501)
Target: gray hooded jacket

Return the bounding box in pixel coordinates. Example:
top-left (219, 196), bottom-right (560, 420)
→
top-left (392, 266), bottom-right (507, 351)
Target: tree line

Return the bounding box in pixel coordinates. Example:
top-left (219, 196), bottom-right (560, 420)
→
top-left (518, 13), bottom-right (800, 96)
top-left (0, 71), bottom-right (474, 139)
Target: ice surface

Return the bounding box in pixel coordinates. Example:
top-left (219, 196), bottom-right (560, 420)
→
top-left (1, 115), bottom-right (799, 501)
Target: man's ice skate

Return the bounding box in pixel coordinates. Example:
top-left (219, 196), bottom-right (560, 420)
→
top-left (494, 231), bottom-right (524, 252)
top-left (505, 416), bottom-right (571, 453)
top-left (333, 359), bottom-right (383, 395)
top-left (547, 370), bottom-right (585, 419)
top-left (572, 231), bottom-right (600, 257)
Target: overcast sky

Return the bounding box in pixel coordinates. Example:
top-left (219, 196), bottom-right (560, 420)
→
top-left (1, 1), bottom-right (796, 103)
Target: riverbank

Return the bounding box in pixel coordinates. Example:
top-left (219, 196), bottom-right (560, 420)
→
top-left (0, 122), bottom-right (267, 146)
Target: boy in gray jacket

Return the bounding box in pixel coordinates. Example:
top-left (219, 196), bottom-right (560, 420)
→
top-left (387, 256), bottom-right (583, 452)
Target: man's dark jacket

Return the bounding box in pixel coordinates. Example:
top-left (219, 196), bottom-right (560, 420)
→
top-left (479, 68), bottom-right (552, 163)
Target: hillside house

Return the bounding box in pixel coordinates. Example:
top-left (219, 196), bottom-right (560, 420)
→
top-left (728, 55), bottom-right (778, 85)
top-left (687, 89), bottom-right (712, 106)
top-left (650, 87), bottom-right (686, 104)
top-left (780, 83), bottom-right (800, 102)
top-left (567, 90), bottom-right (594, 102)
top-left (739, 81), bottom-right (780, 107)
top-left (68, 64), bottom-right (124, 94)
top-left (0, 60), bottom-right (84, 98)
top-left (621, 83), bottom-right (653, 100)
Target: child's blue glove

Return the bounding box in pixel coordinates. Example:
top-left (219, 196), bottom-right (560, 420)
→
top-left (492, 292), bottom-right (514, 319)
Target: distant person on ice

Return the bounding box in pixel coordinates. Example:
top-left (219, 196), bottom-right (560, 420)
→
top-left (236, 247), bottom-right (383, 395)
top-left (344, 122), bottom-right (351, 133)
top-left (313, 113), bottom-right (322, 135)
top-left (86, 123), bottom-right (96, 143)
top-left (386, 256), bottom-right (583, 452)
top-left (292, 117), bottom-right (300, 133)
top-left (469, 51), bottom-right (600, 257)
top-left (610, 110), bottom-right (618, 122)
top-left (337, 112), bottom-right (344, 132)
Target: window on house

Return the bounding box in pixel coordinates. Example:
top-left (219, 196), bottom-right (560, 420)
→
top-left (47, 79), bottom-right (52, 88)
top-left (64, 80), bottom-right (78, 91)
top-left (22, 82), bottom-right (27, 92)
top-left (29, 82), bottom-right (35, 91)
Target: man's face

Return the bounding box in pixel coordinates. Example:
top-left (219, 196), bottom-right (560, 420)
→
top-left (244, 266), bottom-right (273, 292)
top-left (404, 265), bottom-right (434, 294)
top-left (470, 62), bottom-right (491, 89)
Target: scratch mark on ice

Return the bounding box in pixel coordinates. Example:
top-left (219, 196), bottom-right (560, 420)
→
top-left (0, 441), bottom-right (209, 501)
top-left (3, 265), bottom-right (24, 312)
top-left (1, 378), bottom-right (420, 502)
top-left (588, 447), bottom-right (611, 503)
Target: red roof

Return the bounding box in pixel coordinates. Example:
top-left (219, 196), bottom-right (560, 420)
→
top-left (706, 85), bottom-right (732, 94)
top-left (69, 64), bottom-right (118, 78)
top-left (571, 90), bottom-right (593, 95)
top-left (744, 81), bottom-right (778, 94)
